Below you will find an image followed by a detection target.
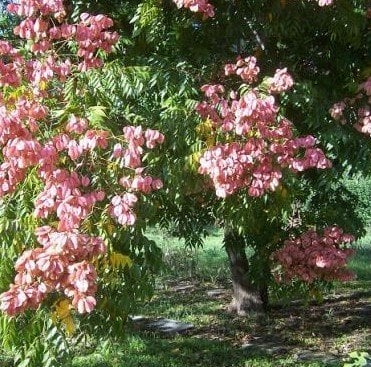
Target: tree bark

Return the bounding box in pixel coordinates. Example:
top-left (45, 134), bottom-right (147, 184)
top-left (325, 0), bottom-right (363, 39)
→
top-left (224, 229), bottom-right (266, 315)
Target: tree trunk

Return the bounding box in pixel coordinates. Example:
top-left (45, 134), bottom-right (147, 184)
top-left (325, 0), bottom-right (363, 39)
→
top-left (224, 229), bottom-right (266, 315)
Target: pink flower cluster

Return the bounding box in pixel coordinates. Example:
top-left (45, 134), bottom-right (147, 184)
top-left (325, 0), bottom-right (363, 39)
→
top-left (329, 102), bottom-right (346, 121)
top-left (8, 0), bottom-right (118, 73)
top-left (196, 57), bottom-right (331, 198)
top-left (0, 227), bottom-right (105, 315)
top-left (0, 41), bottom-right (24, 88)
top-left (224, 56), bottom-right (260, 84)
top-left (116, 126), bottom-right (165, 169)
top-left (268, 68), bottom-right (294, 94)
top-left (110, 194), bottom-right (137, 226)
top-left (273, 227), bottom-right (355, 283)
top-left (34, 170), bottom-right (106, 231)
top-left (172, 0), bottom-right (215, 18)
top-left (0, 97), bottom-right (50, 195)
top-left (109, 126), bottom-right (164, 225)
top-left (330, 77), bottom-right (371, 137)
top-left (7, 0), bottom-right (65, 17)
top-left (0, 3), bottom-right (165, 317)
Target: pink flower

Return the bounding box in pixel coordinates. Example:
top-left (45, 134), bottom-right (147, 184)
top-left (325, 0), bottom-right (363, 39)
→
top-left (273, 227), bottom-right (355, 283)
top-left (111, 143), bottom-right (123, 158)
top-left (75, 295), bottom-right (96, 313)
top-left (67, 140), bottom-right (83, 160)
top-left (234, 56), bottom-right (260, 84)
top-left (144, 129), bottom-right (165, 149)
top-left (329, 102), bottom-right (346, 120)
top-left (268, 68), bottom-right (294, 94)
top-left (173, 0), bottom-right (215, 18)
top-left (66, 115), bottom-right (88, 134)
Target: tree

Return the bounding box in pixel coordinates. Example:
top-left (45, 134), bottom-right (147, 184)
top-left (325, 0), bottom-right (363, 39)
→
top-left (74, 0), bottom-right (369, 313)
top-left (0, 2), bottom-right (166, 365)
top-left (0, 0), bottom-right (369, 365)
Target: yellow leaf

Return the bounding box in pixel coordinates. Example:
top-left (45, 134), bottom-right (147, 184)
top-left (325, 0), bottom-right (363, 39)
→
top-left (106, 222), bottom-right (115, 236)
top-left (109, 252), bottom-right (133, 269)
top-left (51, 312), bottom-right (58, 324)
top-left (83, 218), bottom-right (93, 232)
top-left (185, 151), bottom-right (202, 172)
top-left (39, 80), bottom-right (48, 91)
top-left (205, 135), bottom-right (215, 148)
top-left (55, 299), bottom-right (71, 320)
top-left (51, 299), bottom-right (76, 335)
top-left (62, 315), bottom-right (76, 335)
top-left (195, 118), bottom-right (213, 137)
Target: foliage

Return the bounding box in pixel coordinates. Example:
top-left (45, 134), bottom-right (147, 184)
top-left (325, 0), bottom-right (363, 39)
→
top-left (343, 175), bottom-right (371, 225)
top-left (0, 2), bottom-right (165, 366)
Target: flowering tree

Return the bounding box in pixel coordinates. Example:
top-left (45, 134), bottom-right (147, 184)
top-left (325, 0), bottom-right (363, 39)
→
top-left (192, 55), bottom-right (362, 312)
top-left (0, 0), bottom-right (369, 365)
top-left (0, 1), bottom-right (166, 364)
top-left (135, 0), bottom-right (367, 313)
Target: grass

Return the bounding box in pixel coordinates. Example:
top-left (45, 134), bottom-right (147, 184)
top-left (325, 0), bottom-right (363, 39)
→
top-left (69, 228), bottom-right (371, 367)
top-left (348, 233), bottom-right (371, 281)
top-left (147, 226), bottom-right (230, 283)
top-left (72, 336), bottom-right (332, 367)
top-left (71, 280), bottom-right (370, 367)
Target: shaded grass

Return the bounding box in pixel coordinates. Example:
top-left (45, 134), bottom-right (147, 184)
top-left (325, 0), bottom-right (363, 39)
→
top-left (348, 233), bottom-right (371, 280)
top-left (72, 335), bottom-right (333, 367)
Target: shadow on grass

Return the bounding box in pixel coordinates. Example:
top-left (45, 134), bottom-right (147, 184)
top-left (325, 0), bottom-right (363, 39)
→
top-left (73, 333), bottom-right (331, 367)
top-left (71, 280), bottom-right (370, 367)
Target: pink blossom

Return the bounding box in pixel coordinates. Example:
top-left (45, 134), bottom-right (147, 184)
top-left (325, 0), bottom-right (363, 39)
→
top-left (329, 102), bottom-right (346, 121)
top-left (273, 227), bottom-right (355, 283)
top-left (268, 68), bottom-right (294, 94)
top-left (111, 143), bottom-right (123, 158)
top-left (144, 129), bottom-right (165, 149)
top-left (317, 0), bottom-right (333, 6)
top-left (173, 0), bottom-right (215, 18)
top-left (330, 76), bottom-right (370, 137)
top-left (66, 115), bottom-right (88, 134)
top-left (196, 59), bottom-right (331, 197)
